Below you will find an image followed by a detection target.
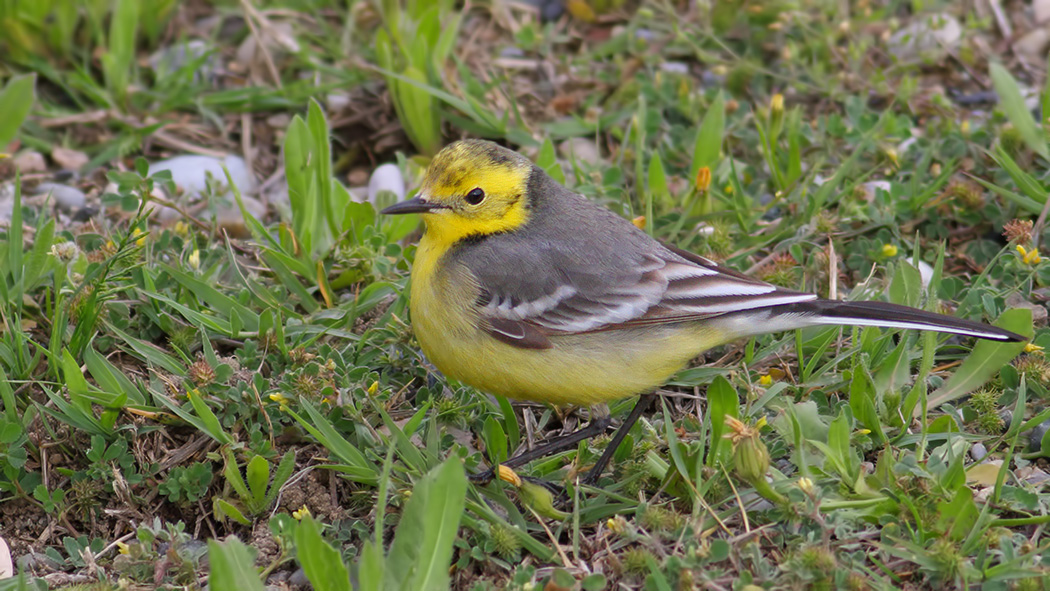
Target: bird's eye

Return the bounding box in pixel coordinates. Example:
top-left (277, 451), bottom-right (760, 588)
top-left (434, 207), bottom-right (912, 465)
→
top-left (465, 187), bottom-right (485, 205)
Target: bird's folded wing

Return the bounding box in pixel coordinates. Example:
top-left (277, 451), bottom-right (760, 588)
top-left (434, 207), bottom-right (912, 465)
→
top-left (477, 246), bottom-right (817, 339)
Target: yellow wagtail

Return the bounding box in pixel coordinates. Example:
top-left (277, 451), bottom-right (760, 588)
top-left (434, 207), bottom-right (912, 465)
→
top-left (382, 139), bottom-right (1024, 483)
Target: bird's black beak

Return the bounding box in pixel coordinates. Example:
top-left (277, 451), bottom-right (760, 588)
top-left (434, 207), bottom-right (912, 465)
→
top-left (380, 197), bottom-right (446, 215)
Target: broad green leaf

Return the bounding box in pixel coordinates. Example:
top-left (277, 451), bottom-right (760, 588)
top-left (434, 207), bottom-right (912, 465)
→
top-left (246, 454), bottom-right (270, 509)
top-left (482, 416), bottom-right (508, 466)
top-left (647, 152), bottom-right (668, 206)
top-left (84, 347), bottom-right (146, 405)
top-left (705, 376), bottom-right (737, 467)
top-left (213, 498), bottom-right (251, 526)
top-left (266, 451), bottom-right (297, 506)
top-left (691, 92), bottom-right (725, 177)
top-left (889, 260), bottom-right (922, 308)
top-left (925, 308), bottom-right (1031, 414)
top-left (849, 365), bottom-right (886, 444)
top-left (990, 63), bottom-right (1049, 159)
top-left (207, 537), bottom-right (265, 591)
top-left (61, 349), bottom-right (90, 411)
top-left (384, 458), bottom-right (466, 591)
top-left (295, 517), bottom-right (351, 591)
top-left (186, 390), bottom-right (232, 444)
top-left (536, 137), bottom-right (564, 184)
top-left (0, 74), bottom-right (36, 148)
top-left (937, 486), bottom-right (979, 542)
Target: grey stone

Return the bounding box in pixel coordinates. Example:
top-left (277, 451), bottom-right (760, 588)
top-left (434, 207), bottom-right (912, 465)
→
top-left (367, 163), bottom-right (406, 204)
top-left (33, 182), bottom-right (86, 212)
top-left (889, 13), bottom-right (962, 62)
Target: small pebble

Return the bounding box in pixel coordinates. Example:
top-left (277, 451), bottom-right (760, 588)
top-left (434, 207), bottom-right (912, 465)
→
top-left (1028, 417), bottom-right (1050, 451)
top-left (659, 61), bottom-right (689, 74)
top-left (347, 167), bottom-right (370, 186)
top-left (0, 535), bottom-right (11, 579)
top-left (1017, 466), bottom-right (1050, 486)
top-left (999, 409), bottom-right (1013, 426)
top-left (367, 163), bottom-right (406, 204)
top-left (145, 154), bottom-right (255, 225)
top-left (149, 154), bottom-right (255, 199)
top-left (266, 113), bottom-right (292, 128)
top-left (288, 568), bottom-right (309, 587)
top-left (1006, 293), bottom-right (1048, 326)
top-left (50, 147), bottom-right (89, 171)
top-left (326, 92), bottom-right (351, 112)
top-left (12, 151), bottom-right (46, 173)
top-left (888, 13), bottom-right (962, 62)
top-left (33, 182), bottom-right (86, 212)
top-left (970, 442), bottom-right (987, 462)
top-left (908, 257), bottom-right (934, 289)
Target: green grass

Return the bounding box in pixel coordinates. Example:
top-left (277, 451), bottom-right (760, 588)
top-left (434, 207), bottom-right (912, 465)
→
top-left (1, 1), bottom-right (1050, 589)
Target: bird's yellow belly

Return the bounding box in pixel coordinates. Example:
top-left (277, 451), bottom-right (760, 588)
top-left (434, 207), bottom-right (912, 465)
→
top-left (409, 245), bottom-right (709, 406)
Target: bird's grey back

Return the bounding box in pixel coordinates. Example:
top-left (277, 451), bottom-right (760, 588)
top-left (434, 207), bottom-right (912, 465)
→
top-left (448, 165), bottom-right (671, 305)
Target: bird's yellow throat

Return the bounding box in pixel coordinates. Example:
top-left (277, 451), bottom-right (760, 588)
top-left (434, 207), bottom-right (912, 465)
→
top-left (416, 143), bottom-right (534, 250)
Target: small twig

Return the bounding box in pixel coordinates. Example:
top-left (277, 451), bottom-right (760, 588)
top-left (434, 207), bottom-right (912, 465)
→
top-left (987, 0), bottom-right (1013, 39)
top-left (239, 0), bottom-right (284, 88)
top-left (827, 238), bottom-right (838, 300)
top-left (528, 504), bottom-right (573, 568)
top-left (1031, 191), bottom-right (1050, 250)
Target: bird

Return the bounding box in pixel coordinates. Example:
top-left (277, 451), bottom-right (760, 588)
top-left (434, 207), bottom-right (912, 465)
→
top-left (381, 138), bottom-right (1025, 484)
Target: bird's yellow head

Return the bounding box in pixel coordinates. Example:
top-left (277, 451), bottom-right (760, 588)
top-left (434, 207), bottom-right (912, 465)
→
top-left (381, 140), bottom-right (533, 247)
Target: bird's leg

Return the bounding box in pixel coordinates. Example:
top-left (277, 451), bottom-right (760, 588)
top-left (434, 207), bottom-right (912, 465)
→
top-left (580, 394), bottom-right (655, 486)
top-left (468, 407), bottom-right (614, 484)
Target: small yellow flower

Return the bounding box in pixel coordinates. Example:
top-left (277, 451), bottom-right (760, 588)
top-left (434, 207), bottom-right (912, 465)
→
top-left (770, 93), bottom-right (784, 115)
top-left (856, 428), bottom-right (871, 436)
top-left (117, 541), bottom-right (130, 555)
top-left (797, 477), bottom-right (815, 495)
top-left (269, 392), bottom-right (291, 410)
top-left (292, 505), bottom-right (311, 520)
top-left (759, 374), bottom-right (773, 387)
top-left (723, 184), bottom-right (734, 195)
top-left (1017, 244), bottom-right (1042, 265)
top-left (882, 147), bottom-right (899, 168)
top-left (1024, 342), bottom-right (1044, 354)
top-left (607, 515), bottom-right (628, 535)
top-left (188, 249), bottom-right (200, 270)
top-left (367, 381), bottom-right (379, 396)
top-left (497, 465), bottom-right (522, 487)
top-left (960, 120), bottom-right (971, 134)
top-left (186, 388), bottom-right (200, 400)
top-left (881, 244), bottom-right (898, 258)
top-left (632, 216), bottom-right (646, 230)
top-left (695, 166), bottom-right (712, 193)
top-left (131, 228), bottom-right (148, 247)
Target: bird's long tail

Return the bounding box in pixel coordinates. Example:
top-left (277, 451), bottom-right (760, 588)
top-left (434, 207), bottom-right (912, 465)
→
top-left (717, 299), bottom-right (1025, 342)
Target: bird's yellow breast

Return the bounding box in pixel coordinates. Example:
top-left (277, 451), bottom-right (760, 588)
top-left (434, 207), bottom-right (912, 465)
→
top-left (409, 234), bottom-right (715, 406)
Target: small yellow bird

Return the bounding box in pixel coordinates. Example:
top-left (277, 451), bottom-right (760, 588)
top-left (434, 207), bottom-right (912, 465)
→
top-left (383, 139), bottom-right (1023, 483)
